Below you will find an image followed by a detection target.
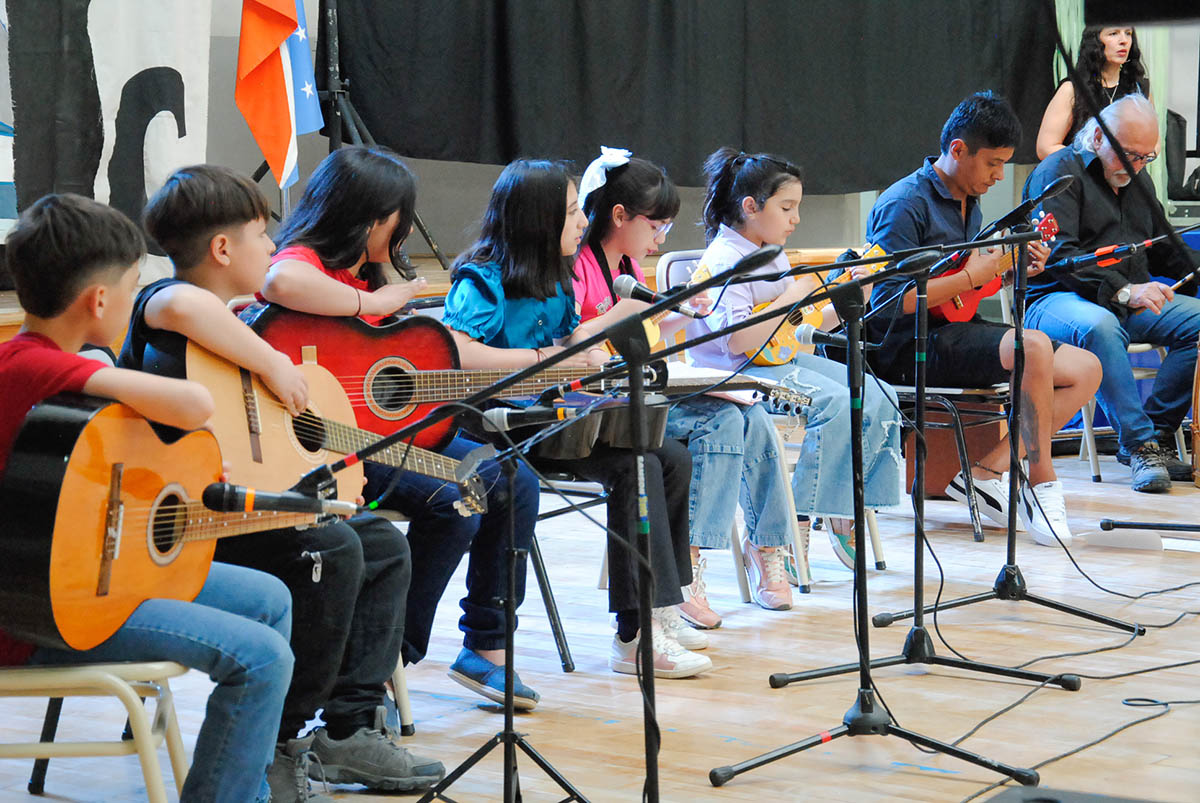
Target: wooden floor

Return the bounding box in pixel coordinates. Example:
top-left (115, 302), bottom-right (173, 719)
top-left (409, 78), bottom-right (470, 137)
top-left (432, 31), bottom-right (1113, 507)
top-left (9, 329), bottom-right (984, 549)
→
top-left (3, 451), bottom-right (1200, 802)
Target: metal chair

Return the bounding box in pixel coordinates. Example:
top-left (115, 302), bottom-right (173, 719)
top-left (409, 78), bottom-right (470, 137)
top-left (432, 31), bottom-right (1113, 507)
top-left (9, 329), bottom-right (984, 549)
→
top-left (0, 661), bottom-right (189, 802)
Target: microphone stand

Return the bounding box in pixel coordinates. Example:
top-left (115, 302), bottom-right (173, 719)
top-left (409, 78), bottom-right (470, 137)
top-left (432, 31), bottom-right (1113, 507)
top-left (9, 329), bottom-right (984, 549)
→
top-left (285, 246), bottom-right (783, 803)
top-left (708, 281), bottom-right (1041, 789)
top-left (874, 225), bottom-right (1146, 637)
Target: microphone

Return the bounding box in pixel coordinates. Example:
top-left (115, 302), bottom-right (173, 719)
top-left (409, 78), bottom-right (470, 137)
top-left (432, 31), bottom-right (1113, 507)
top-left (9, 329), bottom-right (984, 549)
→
top-left (794, 324), bottom-right (849, 348)
top-left (612, 274), bottom-right (706, 318)
top-left (893, 250), bottom-right (942, 276)
top-left (1046, 238), bottom-right (1155, 272)
top-left (731, 244), bottom-right (784, 274)
top-left (481, 405), bottom-right (579, 432)
top-left (202, 483), bottom-right (362, 517)
top-left (982, 175), bottom-right (1076, 237)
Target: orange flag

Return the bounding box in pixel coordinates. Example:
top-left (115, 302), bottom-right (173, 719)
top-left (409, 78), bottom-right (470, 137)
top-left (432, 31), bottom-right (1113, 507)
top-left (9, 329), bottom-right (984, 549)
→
top-left (235, 0), bottom-right (301, 186)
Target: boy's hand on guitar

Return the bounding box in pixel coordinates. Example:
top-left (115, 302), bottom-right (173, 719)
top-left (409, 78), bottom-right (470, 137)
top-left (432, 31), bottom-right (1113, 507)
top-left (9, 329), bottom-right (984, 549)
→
top-left (264, 352), bottom-right (310, 416)
top-left (1026, 241), bottom-right (1050, 276)
top-left (964, 248), bottom-right (1011, 282)
top-left (366, 278), bottom-right (428, 316)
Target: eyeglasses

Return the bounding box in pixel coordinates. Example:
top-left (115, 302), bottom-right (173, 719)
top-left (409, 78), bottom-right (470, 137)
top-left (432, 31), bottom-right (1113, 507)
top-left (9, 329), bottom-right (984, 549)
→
top-left (639, 216), bottom-right (674, 238)
top-left (1123, 149), bottom-right (1157, 165)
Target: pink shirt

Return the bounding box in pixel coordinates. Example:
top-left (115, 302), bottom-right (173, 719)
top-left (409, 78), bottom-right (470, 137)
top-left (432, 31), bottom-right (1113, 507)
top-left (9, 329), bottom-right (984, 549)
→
top-left (571, 244), bottom-right (646, 323)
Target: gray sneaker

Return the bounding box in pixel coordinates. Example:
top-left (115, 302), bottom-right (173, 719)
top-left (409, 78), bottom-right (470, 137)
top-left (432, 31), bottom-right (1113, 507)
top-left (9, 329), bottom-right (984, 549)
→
top-left (267, 739), bottom-right (335, 803)
top-left (307, 706), bottom-right (444, 792)
top-left (1123, 441), bottom-right (1172, 493)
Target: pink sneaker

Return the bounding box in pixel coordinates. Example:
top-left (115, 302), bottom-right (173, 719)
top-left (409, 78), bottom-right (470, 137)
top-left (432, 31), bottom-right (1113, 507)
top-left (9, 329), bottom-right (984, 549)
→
top-left (743, 541), bottom-right (793, 611)
top-left (610, 611), bottom-right (712, 679)
top-left (678, 556), bottom-right (722, 629)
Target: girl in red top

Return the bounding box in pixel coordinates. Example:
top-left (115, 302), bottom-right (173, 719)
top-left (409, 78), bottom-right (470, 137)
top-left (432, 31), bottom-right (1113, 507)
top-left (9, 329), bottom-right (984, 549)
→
top-left (262, 146), bottom-right (545, 710)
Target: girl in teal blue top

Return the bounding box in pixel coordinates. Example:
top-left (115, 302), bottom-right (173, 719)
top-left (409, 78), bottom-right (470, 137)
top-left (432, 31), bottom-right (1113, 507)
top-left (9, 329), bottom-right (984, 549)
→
top-left (442, 159), bottom-right (713, 680)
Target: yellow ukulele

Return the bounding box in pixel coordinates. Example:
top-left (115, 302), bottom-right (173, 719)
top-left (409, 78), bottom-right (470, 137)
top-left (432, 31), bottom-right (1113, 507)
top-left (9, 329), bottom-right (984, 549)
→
top-left (746, 244), bottom-right (889, 366)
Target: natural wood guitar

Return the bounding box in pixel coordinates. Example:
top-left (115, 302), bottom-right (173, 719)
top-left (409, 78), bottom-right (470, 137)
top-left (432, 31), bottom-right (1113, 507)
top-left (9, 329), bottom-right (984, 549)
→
top-left (0, 394), bottom-right (318, 651)
top-left (185, 343), bottom-right (486, 515)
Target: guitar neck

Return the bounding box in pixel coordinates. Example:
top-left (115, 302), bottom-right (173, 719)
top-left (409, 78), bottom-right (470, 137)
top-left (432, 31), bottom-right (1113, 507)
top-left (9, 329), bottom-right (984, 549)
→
top-left (321, 418), bottom-right (460, 480)
top-left (412, 367), bottom-right (592, 399)
top-left (180, 505), bottom-right (317, 542)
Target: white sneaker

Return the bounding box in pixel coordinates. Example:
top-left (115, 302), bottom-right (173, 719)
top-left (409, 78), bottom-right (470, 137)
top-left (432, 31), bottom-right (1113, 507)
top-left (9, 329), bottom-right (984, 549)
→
top-left (610, 612), bottom-right (712, 679)
top-left (1017, 480), bottom-right (1072, 547)
top-left (944, 470), bottom-right (1010, 528)
top-left (653, 605), bottom-right (708, 650)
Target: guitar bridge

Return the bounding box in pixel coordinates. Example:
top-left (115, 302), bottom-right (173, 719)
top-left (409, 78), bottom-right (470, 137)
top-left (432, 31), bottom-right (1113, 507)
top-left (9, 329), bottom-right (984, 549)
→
top-left (96, 463), bottom-right (124, 597)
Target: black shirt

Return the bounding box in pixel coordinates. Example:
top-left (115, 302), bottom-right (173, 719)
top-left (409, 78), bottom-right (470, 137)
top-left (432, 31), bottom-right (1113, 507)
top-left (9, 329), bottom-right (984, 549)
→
top-left (116, 277), bottom-right (189, 378)
top-left (1025, 147), bottom-right (1199, 319)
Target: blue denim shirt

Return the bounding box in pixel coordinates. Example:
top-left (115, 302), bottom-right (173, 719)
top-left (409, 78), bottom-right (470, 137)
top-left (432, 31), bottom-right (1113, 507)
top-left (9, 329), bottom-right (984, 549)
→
top-left (863, 157), bottom-right (982, 374)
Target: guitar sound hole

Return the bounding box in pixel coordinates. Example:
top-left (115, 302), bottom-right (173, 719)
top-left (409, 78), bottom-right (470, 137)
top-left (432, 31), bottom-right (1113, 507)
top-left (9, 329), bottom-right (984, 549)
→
top-left (371, 367), bottom-right (415, 411)
top-left (150, 493), bottom-right (186, 556)
top-left (292, 410), bottom-right (327, 453)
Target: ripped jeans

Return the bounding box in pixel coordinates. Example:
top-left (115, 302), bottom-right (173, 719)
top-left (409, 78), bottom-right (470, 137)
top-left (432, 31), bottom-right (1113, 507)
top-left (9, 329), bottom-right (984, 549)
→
top-left (746, 352), bottom-right (902, 518)
top-left (664, 397), bottom-right (795, 549)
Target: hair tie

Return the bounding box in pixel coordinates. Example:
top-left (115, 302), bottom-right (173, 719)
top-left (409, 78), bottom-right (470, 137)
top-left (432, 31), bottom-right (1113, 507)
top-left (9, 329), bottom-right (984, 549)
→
top-left (578, 146), bottom-right (632, 210)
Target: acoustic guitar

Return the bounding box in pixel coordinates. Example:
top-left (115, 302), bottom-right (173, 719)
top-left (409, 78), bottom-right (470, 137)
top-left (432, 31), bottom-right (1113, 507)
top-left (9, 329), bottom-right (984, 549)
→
top-left (930, 212), bottom-right (1059, 322)
top-left (0, 394), bottom-right (318, 651)
top-left (185, 342), bottom-right (486, 516)
top-left (745, 244), bottom-right (890, 366)
top-left (240, 304), bottom-right (613, 449)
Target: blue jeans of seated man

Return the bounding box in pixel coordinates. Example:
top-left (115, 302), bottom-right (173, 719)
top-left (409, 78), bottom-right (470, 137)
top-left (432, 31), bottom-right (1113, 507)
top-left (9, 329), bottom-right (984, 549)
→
top-left (665, 397), bottom-right (794, 549)
top-left (745, 351), bottom-right (902, 518)
top-left (30, 562), bottom-right (293, 803)
top-left (364, 435), bottom-right (539, 666)
top-left (1026, 291), bottom-right (1200, 450)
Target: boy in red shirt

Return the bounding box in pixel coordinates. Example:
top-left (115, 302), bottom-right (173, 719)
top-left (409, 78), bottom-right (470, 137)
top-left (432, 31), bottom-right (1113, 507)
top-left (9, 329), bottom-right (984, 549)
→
top-left (0, 193), bottom-right (293, 802)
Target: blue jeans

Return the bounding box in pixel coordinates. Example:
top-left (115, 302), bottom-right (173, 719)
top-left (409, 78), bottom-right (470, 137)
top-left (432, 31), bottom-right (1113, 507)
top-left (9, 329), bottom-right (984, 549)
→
top-left (364, 435), bottom-right (539, 664)
top-left (665, 397), bottom-right (793, 548)
top-left (30, 563), bottom-right (293, 803)
top-left (746, 351), bottom-right (902, 517)
top-left (1026, 291), bottom-right (1200, 450)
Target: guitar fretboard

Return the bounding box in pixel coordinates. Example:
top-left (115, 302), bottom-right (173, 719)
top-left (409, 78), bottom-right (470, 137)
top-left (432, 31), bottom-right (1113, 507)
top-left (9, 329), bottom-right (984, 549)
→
top-left (394, 368), bottom-right (595, 402)
top-left (321, 418), bottom-right (459, 480)
top-left (179, 506), bottom-right (317, 542)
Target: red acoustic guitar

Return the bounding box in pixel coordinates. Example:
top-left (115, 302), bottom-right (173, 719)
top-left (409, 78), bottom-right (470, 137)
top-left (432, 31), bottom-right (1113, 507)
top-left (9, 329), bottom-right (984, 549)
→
top-left (930, 212), bottom-right (1059, 322)
top-left (240, 304), bottom-right (610, 449)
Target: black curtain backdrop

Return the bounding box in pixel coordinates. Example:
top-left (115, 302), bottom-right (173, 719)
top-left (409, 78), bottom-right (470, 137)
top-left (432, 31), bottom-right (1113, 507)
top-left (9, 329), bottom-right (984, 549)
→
top-left (331, 0), bottom-right (1057, 194)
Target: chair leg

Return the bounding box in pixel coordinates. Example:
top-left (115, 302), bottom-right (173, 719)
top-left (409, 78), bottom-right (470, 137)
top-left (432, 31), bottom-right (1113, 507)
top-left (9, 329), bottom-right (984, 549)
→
top-left (597, 546), bottom-right (609, 590)
top-left (390, 663), bottom-right (416, 736)
top-left (1174, 425), bottom-right (1188, 463)
top-left (866, 510), bottom-right (886, 570)
top-left (161, 687), bottom-right (188, 793)
top-left (729, 525), bottom-right (752, 604)
top-left (27, 697), bottom-right (63, 795)
top-left (528, 533), bottom-right (575, 672)
top-left (936, 396), bottom-right (985, 543)
top-left (790, 520), bottom-right (813, 594)
top-left (109, 678), bottom-right (169, 803)
top-left (1080, 398), bottom-right (1102, 482)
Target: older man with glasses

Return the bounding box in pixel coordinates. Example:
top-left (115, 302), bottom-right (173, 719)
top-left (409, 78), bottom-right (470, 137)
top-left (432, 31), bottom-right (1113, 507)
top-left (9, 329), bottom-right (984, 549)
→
top-left (1024, 93), bottom-right (1200, 493)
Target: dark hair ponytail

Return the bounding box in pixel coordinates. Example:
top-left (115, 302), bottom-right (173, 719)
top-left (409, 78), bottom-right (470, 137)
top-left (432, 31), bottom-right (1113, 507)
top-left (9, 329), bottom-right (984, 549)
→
top-left (582, 157), bottom-right (680, 253)
top-left (701, 147), bottom-right (803, 243)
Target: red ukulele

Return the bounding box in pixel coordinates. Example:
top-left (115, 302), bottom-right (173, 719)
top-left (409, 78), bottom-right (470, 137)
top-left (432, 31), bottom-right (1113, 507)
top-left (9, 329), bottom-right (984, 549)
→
top-left (930, 212), bottom-right (1059, 322)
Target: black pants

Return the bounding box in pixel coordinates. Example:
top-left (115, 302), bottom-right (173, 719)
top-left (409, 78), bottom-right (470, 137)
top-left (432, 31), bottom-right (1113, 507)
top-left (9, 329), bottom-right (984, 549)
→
top-left (214, 514), bottom-right (410, 741)
top-left (536, 439), bottom-right (693, 612)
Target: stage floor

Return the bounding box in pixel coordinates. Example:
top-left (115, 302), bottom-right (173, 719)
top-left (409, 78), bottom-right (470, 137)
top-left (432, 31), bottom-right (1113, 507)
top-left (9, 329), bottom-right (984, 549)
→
top-left (2, 451), bottom-right (1198, 802)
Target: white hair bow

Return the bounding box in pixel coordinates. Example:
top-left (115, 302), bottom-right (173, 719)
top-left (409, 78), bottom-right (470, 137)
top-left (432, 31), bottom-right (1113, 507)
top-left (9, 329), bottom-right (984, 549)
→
top-left (578, 146), bottom-right (632, 211)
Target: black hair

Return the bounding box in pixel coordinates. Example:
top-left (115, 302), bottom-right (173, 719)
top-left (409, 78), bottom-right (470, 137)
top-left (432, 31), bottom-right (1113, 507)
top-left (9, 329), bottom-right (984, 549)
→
top-left (1070, 26), bottom-right (1150, 138)
top-left (453, 159), bottom-right (576, 300)
top-left (939, 91), bottom-right (1023, 154)
top-left (701, 147), bottom-right (804, 243)
top-left (5, 194), bottom-right (145, 318)
top-left (274, 145), bottom-right (417, 288)
top-left (582, 157), bottom-right (680, 253)
top-left (143, 164), bottom-right (272, 271)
